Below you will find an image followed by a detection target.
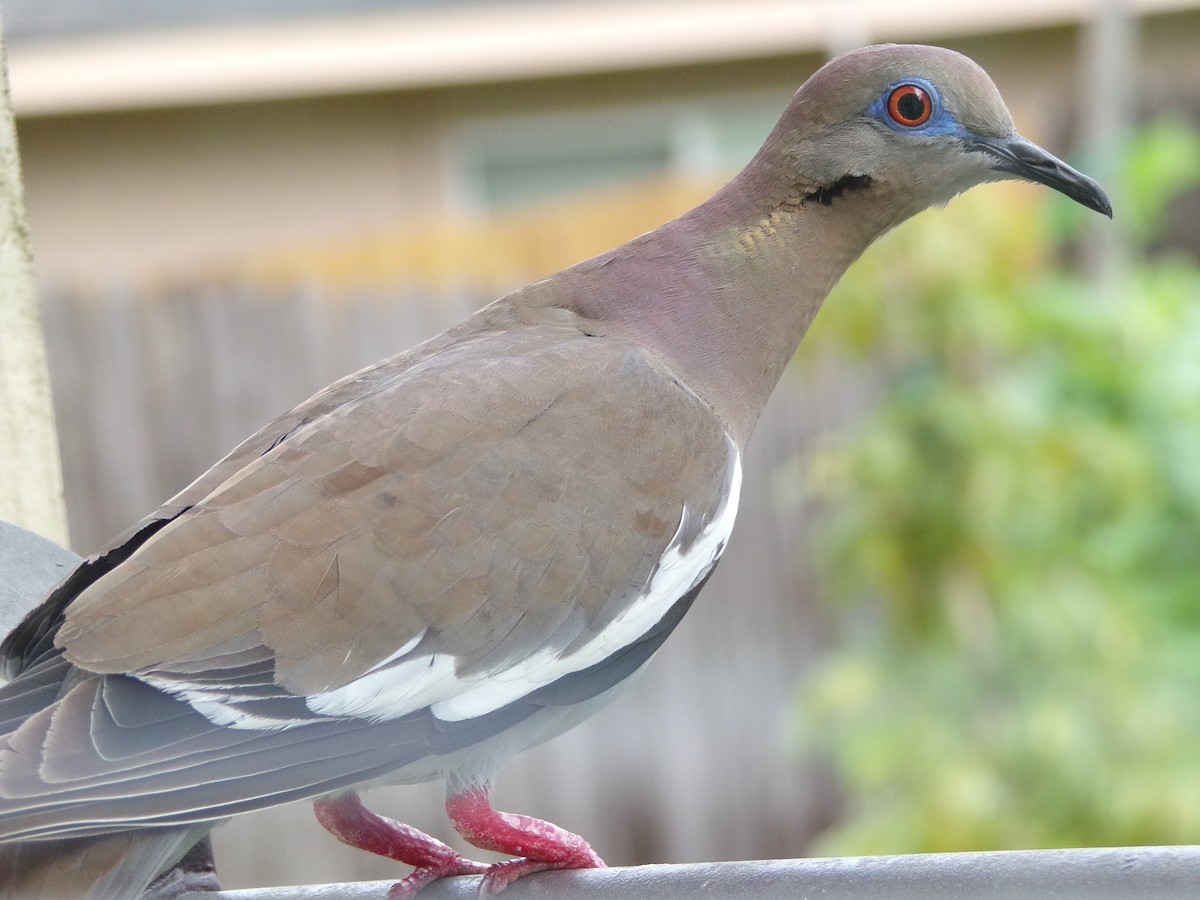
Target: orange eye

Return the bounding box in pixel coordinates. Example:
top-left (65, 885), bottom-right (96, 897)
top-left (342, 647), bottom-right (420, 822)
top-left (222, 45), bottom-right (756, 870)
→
top-left (887, 84), bottom-right (932, 127)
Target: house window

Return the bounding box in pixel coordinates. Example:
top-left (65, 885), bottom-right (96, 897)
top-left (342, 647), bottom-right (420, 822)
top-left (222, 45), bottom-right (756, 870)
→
top-left (451, 92), bottom-right (786, 213)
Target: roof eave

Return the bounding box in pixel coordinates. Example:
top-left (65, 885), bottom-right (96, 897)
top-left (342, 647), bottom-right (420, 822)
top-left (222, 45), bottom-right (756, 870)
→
top-left (9, 0), bottom-right (1198, 116)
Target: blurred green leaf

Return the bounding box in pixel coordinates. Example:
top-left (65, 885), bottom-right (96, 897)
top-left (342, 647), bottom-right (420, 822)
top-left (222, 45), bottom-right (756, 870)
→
top-left (793, 124), bottom-right (1200, 854)
top-left (1047, 120), bottom-right (1200, 243)
top-left (1123, 120), bottom-right (1200, 243)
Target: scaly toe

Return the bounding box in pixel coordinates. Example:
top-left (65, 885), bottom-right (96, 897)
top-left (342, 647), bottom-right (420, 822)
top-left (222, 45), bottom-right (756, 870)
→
top-left (478, 858), bottom-right (548, 896)
top-left (476, 852), bottom-right (607, 896)
top-left (387, 857), bottom-right (490, 898)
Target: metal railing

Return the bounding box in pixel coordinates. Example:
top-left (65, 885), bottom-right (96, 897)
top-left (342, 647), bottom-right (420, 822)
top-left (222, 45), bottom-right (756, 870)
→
top-left (182, 846), bottom-right (1200, 899)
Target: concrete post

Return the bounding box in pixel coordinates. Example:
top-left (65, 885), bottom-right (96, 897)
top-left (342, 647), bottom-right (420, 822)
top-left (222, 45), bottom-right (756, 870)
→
top-left (0, 10), bottom-right (68, 546)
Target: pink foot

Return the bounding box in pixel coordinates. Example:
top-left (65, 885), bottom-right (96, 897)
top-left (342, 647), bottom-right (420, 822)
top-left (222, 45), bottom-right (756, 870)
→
top-left (314, 792), bottom-right (488, 898)
top-left (447, 787), bottom-right (606, 895)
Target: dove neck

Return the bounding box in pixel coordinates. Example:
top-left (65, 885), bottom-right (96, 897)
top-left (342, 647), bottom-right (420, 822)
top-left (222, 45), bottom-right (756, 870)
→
top-left (538, 157), bottom-right (894, 448)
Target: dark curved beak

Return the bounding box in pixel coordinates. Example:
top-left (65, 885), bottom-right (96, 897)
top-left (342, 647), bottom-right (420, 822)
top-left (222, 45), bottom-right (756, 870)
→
top-left (966, 133), bottom-right (1113, 218)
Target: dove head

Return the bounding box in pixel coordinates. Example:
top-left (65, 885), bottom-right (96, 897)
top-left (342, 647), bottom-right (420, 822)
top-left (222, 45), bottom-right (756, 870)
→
top-left (538, 45), bottom-right (1112, 449)
top-left (762, 44), bottom-right (1111, 223)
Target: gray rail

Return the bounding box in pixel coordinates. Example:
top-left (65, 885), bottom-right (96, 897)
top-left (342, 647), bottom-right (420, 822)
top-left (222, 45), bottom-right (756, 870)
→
top-left (184, 846), bottom-right (1200, 899)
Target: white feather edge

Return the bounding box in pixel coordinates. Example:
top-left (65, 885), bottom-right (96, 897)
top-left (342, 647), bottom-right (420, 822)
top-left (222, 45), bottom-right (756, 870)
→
top-left (148, 443), bottom-right (742, 730)
top-left (429, 446), bottom-right (742, 722)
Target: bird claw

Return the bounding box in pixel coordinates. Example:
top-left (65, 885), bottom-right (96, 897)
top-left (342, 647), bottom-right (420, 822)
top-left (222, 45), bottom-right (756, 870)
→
top-left (477, 859), bottom-right (541, 897)
top-left (316, 792), bottom-right (491, 898)
top-left (386, 856), bottom-right (490, 898)
top-left (316, 790), bottom-right (605, 896)
top-left (442, 786), bottom-right (606, 895)
top-left (476, 852), bottom-right (607, 896)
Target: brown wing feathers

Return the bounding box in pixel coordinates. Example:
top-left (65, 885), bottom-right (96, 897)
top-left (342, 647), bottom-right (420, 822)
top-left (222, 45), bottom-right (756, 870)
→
top-left (0, 324), bottom-right (734, 844)
top-left (59, 330), bottom-right (729, 694)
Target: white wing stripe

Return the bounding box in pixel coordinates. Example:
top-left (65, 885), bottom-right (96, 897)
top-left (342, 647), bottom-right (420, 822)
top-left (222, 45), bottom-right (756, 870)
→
top-left (431, 443), bottom-right (740, 722)
top-left (172, 443), bottom-right (741, 729)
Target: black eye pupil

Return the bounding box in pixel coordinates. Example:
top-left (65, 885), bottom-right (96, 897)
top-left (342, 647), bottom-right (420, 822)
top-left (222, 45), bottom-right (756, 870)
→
top-left (897, 92), bottom-right (926, 121)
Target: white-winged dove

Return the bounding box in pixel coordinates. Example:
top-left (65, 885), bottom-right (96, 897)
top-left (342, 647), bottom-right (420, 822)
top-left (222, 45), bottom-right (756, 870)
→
top-left (0, 44), bottom-right (1110, 899)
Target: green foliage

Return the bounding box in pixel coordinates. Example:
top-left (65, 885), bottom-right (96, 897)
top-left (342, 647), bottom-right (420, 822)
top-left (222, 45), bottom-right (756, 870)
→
top-left (795, 129), bottom-right (1200, 854)
top-left (1050, 120), bottom-right (1200, 244)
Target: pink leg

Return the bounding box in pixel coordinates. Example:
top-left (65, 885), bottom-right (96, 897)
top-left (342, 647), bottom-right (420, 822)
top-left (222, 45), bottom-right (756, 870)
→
top-left (314, 791), bottom-right (488, 898)
top-left (447, 786), bottom-right (606, 895)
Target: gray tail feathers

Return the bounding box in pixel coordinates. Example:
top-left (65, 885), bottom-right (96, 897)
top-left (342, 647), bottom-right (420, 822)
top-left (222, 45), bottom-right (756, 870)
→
top-left (0, 826), bottom-right (211, 900)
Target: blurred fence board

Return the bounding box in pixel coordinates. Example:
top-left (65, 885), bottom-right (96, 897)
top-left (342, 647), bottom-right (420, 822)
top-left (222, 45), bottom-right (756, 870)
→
top-left (38, 282), bottom-right (875, 890)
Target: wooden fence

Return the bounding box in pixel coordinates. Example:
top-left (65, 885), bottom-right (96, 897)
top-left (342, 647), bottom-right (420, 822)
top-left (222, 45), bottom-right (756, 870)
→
top-left (35, 279), bottom-right (875, 889)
